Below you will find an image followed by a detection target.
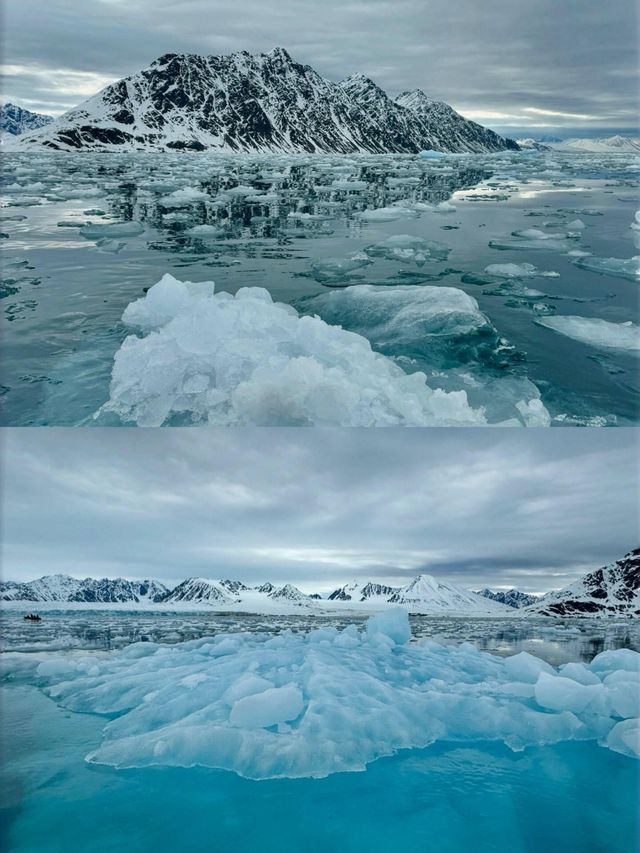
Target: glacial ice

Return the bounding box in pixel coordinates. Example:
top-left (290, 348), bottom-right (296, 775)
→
top-left (536, 316), bottom-right (640, 352)
top-left (19, 610), bottom-right (639, 780)
top-left (484, 263), bottom-right (559, 279)
top-left (572, 255), bottom-right (640, 282)
top-left (101, 274), bottom-right (492, 426)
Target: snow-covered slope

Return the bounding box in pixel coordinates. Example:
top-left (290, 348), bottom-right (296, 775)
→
top-left (328, 580), bottom-right (399, 601)
top-left (524, 549), bottom-right (640, 616)
top-left (0, 574), bottom-right (168, 603)
top-left (395, 90), bottom-right (518, 154)
top-left (0, 103), bottom-right (53, 137)
top-left (477, 588), bottom-right (539, 608)
top-left (388, 574), bottom-right (511, 614)
top-left (163, 578), bottom-right (232, 603)
top-left (12, 48), bottom-right (517, 154)
top-left (554, 136), bottom-right (640, 154)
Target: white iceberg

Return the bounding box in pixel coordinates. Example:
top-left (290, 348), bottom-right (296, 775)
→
top-left (536, 316), bottom-right (640, 352)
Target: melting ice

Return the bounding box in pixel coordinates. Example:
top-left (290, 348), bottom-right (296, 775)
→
top-left (11, 610), bottom-right (639, 780)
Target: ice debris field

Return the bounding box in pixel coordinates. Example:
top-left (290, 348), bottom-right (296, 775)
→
top-left (7, 610), bottom-right (638, 780)
top-left (1, 149), bottom-right (639, 426)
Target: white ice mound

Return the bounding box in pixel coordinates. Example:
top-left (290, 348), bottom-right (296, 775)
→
top-left (536, 316), bottom-right (640, 352)
top-left (100, 275), bottom-right (491, 426)
top-left (572, 255), bottom-right (640, 282)
top-left (484, 263), bottom-right (559, 279)
top-left (27, 612), bottom-right (640, 780)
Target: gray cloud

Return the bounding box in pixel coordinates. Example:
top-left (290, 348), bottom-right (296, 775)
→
top-left (1, 0), bottom-right (638, 131)
top-left (2, 428), bottom-right (637, 593)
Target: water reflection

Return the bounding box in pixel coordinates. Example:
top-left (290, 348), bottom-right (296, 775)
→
top-left (1, 610), bottom-right (637, 665)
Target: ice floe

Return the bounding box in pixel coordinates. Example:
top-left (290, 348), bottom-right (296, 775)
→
top-left (536, 316), bottom-right (640, 351)
top-left (100, 274), bottom-right (493, 427)
top-left (15, 610), bottom-right (639, 779)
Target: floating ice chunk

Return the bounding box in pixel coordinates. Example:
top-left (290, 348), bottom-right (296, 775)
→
top-left (566, 219), bottom-right (586, 230)
top-left (160, 187), bottom-right (209, 207)
top-left (355, 206), bottom-right (419, 222)
top-left (606, 719), bottom-right (640, 759)
top-left (230, 685), bottom-right (304, 729)
top-left (101, 275), bottom-right (489, 427)
top-left (186, 224), bottom-right (225, 237)
top-left (536, 316), bottom-right (640, 352)
top-left (364, 234), bottom-right (450, 263)
top-left (308, 254), bottom-right (372, 281)
top-left (365, 608), bottom-right (411, 645)
top-left (535, 672), bottom-right (605, 714)
top-left (559, 663), bottom-right (601, 686)
top-left (222, 674), bottom-right (275, 705)
top-left (484, 263), bottom-right (559, 279)
top-left (436, 200), bottom-right (456, 212)
top-left (20, 615), bottom-right (639, 780)
top-left (82, 222), bottom-right (144, 240)
top-left (504, 652), bottom-right (555, 683)
top-left (572, 255), bottom-right (640, 282)
top-left (418, 150), bottom-right (447, 159)
top-left (590, 649), bottom-right (640, 675)
top-left (331, 180), bottom-right (368, 191)
top-left (298, 285), bottom-right (493, 363)
top-left (512, 228), bottom-right (569, 241)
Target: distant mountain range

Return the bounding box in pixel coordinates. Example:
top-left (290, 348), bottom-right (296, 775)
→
top-left (553, 135), bottom-right (640, 154)
top-left (476, 588), bottom-right (539, 608)
top-left (0, 103), bottom-right (53, 136)
top-left (3, 550), bottom-right (636, 616)
top-left (9, 48), bottom-right (518, 154)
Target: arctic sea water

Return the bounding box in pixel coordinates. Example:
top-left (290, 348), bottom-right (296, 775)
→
top-left (1, 148), bottom-right (638, 426)
top-left (2, 611), bottom-right (638, 853)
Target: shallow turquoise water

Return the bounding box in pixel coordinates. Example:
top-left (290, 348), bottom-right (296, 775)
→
top-left (1, 685), bottom-right (637, 853)
top-left (1, 150), bottom-right (638, 425)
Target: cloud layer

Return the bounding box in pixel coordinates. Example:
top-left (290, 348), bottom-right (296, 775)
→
top-left (1, 0), bottom-right (638, 130)
top-left (2, 428), bottom-right (637, 593)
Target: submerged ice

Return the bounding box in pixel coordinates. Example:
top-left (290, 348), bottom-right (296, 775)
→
top-left (17, 610), bottom-right (639, 780)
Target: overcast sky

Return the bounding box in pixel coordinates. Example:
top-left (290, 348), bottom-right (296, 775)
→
top-left (1, 0), bottom-right (638, 133)
top-left (2, 428), bottom-right (637, 594)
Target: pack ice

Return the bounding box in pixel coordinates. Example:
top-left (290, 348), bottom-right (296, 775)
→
top-left (99, 275), bottom-right (544, 426)
top-left (22, 611), bottom-right (638, 780)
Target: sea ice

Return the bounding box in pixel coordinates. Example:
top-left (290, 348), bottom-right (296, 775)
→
top-left (17, 611), bottom-right (639, 780)
top-left (536, 316), bottom-right (640, 352)
top-left (484, 263), bottom-right (559, 279)
top-left (100, 274), bottom-right (491, 427)
top-left (572, 255), bottom-right (640, 282)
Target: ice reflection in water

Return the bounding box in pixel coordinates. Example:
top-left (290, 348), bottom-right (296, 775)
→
top-left (1, 610), bottom-right (637, 664)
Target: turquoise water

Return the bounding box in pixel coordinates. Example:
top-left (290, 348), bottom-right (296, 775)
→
top-left (1, 685), bottom-right (637, 853)
top-left (1, 150), bottom-right (638, 425)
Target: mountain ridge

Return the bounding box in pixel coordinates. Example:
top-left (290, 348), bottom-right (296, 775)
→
top-left (10, 48), bottom-right (518, 154)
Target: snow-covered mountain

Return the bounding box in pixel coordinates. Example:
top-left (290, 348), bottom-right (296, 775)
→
top-left (523, 549), bottom-right (640, 616)
top-left (0, 574), bottom-right (168, 603)
top-left (328, 580), bottom-right (399, 601)
top-left (11, 48), bottom-right (517, 154)
top-left (477, 588), bottom-right (539, 608)
top-left (0, 103), bottom-right (53, 137)
top-left (515, 138), bottom-right (552, 152)
top-left (388, 575), bottom-right (511, 614)
top-left (395, 89), bottom-right (515, 153)
top-left (163, 578), bottom-right (232, 603)
top-left (553, 135), bottom-right (640, 154)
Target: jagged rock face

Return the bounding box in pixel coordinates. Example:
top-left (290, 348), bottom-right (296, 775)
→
top-left (13, 48), bottom-right (517, 154)
top-left (269, 584), bottom-right (307, 601)
top-left (69, 578), bottom-right (169, 603)
top-left (477, 588), bottom-right (538, 608)
top-left (525, 549), bottom-right (640, 616)
top-left (163, 578), bottom-right (230, 603)
top-left (0, 575), bottom-right (168, 603)
top-left (0, 103), bottom-right (53, 136)
top-left (395, 90), bottom-right (519, 153)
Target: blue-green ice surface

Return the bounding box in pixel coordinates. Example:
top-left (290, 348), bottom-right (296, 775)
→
top-left (1, 149), bottom-right (638, 425)
top-left (2, 611), bottom-right (638, 853)
top-left (1, 685), bottom-right (637, 853)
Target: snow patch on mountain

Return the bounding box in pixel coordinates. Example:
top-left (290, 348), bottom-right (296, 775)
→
top-left (0, 103), bottom-right (53, 137)
top-left (477, 588), bottom-right (539, 608)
